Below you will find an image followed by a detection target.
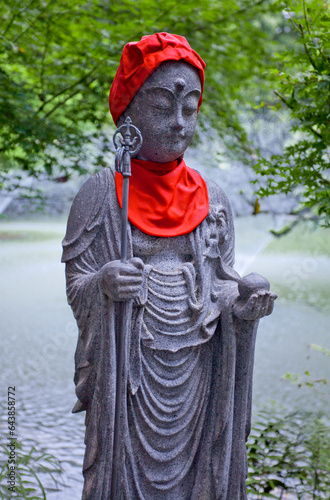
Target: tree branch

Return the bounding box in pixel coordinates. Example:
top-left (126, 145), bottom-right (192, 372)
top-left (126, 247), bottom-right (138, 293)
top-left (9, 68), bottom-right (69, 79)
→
top-left (310, 165), bottom-right (330, 185)
top-left (303, 40), bottom-right (318, 70)
top-left (298, 23), bottom-right (318, 71)
top-left (42, 77), bottom-right (97, 119)
top-left (2, 0), bottom-right (40, 37)
top-left (302, 0), bottom-right (312, 35)
top-left (36, 61), bottom-right (105, 113)
top-left (39, 20), bottom-right (51, 101)
top-left (274, 90), bottom-right (323, 140)
top-left (12, 0), bottom-right (54, 45)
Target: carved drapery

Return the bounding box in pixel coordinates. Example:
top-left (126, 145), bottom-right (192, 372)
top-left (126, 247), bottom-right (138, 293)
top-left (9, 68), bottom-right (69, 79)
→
top-left (62, 167), bottom-right (258, 499)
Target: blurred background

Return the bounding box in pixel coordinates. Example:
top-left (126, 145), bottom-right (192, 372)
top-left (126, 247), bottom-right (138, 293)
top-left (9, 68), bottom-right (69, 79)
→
top-left (0, 0), bottom-right (329, 498)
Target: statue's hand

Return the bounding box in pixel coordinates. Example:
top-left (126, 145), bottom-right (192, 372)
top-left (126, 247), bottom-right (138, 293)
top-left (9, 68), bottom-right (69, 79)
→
top-left (101, 257), bottom-right (144, 301)
top-left (233, 272), bottom-right (277, 321)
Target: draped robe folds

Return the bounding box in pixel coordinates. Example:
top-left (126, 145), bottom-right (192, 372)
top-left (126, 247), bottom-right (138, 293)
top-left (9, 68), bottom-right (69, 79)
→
top-left (62, 166), bottom-right (259, 500)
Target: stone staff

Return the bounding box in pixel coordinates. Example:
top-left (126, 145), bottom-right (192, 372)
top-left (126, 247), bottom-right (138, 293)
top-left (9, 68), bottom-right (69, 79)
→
top-left (110, 117), bottom-right (142, 500)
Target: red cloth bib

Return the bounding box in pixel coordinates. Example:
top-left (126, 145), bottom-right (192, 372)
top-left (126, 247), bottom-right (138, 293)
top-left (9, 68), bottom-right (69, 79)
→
top-left (115, 158), bottom-right (209, 237)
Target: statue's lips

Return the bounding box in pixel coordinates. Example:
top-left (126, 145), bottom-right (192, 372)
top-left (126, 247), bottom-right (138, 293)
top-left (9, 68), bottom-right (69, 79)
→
top-left (169, 134), bottom-right (186, 143)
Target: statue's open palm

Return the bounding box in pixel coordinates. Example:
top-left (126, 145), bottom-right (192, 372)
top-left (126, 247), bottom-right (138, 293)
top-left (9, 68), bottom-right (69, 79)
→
top-left (233, 273), bottom-right (277, 321)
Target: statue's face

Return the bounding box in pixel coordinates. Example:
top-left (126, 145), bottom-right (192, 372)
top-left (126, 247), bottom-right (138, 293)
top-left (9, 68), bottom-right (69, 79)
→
top-left (118, 61), bottom-right (202, 162)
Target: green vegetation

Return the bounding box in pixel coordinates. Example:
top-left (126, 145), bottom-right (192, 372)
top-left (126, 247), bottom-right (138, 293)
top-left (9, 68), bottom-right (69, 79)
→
top-left (0, 0), bottom-right (284, 181)
top-left (247, 407), bottom-right (330, 499)
top-left (254, 0), bottom-right (330, 227)
top-left (1, 0), bottom-right (329, 224)
top-left (0, 442), bottom-right (63, 499)
top-left (282, 343), bottom-right (329, 398)
top-left (1, 412), bottom-right (329, 499)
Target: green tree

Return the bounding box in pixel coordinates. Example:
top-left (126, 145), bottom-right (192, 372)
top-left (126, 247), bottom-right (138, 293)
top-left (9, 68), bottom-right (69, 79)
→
top-left (0, 0), bottom-right (283, 187)
top-left (253, 0), bottom-right (330, 227)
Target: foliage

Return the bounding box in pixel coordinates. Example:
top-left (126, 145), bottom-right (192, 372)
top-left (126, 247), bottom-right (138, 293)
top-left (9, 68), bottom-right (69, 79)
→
top-left (0, 442), bottom-right (63, 499)
top-left (282, 343), bottom-right (329, 396)
top-left (253, 0), bottom-right (330, 227)
top-left (0, 0), bottom-right (286, 187)
top-left (310, 343), bottom-right (330, 357)
top-left (282, 369), bottom-right (327, 389)
top-left (247, 407), bottom-right (330, 499)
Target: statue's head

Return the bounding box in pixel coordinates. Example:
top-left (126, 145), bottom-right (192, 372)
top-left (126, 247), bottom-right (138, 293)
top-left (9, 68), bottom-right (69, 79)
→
top-left (117, 61), bottom-right (201, 162)
top-left (109, 33), bottom-right (205, 162)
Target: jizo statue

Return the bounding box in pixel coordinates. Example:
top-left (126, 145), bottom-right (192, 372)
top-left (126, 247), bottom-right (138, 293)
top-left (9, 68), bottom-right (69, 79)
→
top-left (62, 33), bottom-right (277, 500)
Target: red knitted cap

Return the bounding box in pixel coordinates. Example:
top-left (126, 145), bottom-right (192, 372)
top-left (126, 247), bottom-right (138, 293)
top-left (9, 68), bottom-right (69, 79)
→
top-left (109, 32), bottom-right (205, 124)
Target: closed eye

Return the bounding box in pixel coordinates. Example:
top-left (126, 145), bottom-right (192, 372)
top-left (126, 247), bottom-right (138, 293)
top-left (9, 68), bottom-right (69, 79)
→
top-left (143, 87), bottom-right (174, 112)
top-left (149, 102), bottom-right (172, 111)
top-left (183, 106), bottom-right (197, 116)
top-left (182, 90), bottom-right (200, 115)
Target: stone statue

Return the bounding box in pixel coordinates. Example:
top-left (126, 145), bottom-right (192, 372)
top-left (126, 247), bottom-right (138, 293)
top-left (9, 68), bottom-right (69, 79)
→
top-left (62, 33), bottom-right (276, 500)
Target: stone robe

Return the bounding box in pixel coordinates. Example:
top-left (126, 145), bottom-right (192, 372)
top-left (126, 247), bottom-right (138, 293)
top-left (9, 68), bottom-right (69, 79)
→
top-left (62, 166), bottom-right (259, 500)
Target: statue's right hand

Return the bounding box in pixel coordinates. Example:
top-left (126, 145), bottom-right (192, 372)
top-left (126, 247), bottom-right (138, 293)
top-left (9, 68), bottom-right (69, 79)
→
top-left (100, 258), bottom-right (144, 301)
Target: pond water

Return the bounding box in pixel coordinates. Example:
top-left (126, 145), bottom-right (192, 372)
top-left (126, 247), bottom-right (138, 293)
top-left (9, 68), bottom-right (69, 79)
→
top-left (0, 216), bottom-right (329, 499)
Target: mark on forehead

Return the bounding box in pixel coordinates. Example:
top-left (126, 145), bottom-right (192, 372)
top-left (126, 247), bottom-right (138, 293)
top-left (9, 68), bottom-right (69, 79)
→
top-left (175, 78), bottom-right (186, 92)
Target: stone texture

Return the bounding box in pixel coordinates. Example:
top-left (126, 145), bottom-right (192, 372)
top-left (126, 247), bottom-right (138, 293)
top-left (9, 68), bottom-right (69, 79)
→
top-left (62, 60), bottom-right (276, 499)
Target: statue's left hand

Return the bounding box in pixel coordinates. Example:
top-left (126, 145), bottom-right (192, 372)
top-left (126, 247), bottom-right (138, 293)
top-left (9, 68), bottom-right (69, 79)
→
top-left (233, 272), bottom-right (277, 321)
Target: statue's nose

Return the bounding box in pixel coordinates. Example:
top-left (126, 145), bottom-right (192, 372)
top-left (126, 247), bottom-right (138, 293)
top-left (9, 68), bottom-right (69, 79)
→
top-left (172, 106), bottom-right (184, 131)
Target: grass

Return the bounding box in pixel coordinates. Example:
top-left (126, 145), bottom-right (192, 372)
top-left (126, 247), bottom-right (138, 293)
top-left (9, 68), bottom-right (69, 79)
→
top-left (0, 442), bottom-right (63, 500)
